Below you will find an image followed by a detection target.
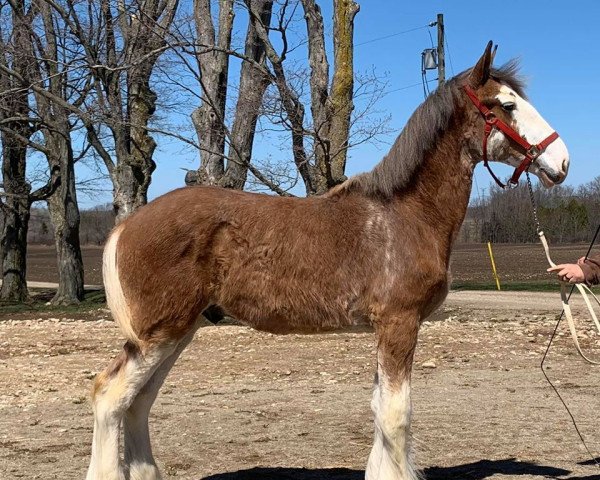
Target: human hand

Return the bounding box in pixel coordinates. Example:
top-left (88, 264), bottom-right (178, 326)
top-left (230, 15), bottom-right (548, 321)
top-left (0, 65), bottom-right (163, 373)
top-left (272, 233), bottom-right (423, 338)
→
top-left (547, 263), bottom-right (585, 283)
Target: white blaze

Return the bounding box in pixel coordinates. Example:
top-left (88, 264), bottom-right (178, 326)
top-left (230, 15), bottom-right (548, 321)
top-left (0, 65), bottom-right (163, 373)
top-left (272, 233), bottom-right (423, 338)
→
top-left (494, 85), bottom-right (569, 183)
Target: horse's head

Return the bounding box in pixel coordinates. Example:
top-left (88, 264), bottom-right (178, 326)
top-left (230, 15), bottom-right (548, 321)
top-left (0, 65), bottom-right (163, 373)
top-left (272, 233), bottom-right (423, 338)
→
top-left (464, 41), bottom-right (569, 188)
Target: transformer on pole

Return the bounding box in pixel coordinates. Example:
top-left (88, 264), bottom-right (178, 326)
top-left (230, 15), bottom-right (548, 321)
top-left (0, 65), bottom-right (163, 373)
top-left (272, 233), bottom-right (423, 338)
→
top-left (421, 13), bottom-right (445, 90)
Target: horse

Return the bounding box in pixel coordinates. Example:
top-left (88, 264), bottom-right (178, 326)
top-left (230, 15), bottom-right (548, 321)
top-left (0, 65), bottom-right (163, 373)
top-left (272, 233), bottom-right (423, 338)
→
top-left (86, 42), bottom-right (569, 480)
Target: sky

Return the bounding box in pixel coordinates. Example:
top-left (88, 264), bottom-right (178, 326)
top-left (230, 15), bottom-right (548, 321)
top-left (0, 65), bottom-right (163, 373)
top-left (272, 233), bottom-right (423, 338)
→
top-left (341, 1), bottom-right (600, 199)
top-left (75, 1), bottom-right (600, 207)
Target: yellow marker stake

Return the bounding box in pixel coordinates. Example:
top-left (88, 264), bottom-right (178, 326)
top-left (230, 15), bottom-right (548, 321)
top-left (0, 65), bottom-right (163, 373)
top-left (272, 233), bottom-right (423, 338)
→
top-left (487, 241), bottom-right (501, 291)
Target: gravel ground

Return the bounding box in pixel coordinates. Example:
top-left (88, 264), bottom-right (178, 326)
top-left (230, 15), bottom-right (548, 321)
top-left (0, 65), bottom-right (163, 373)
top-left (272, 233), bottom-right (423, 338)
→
top-left (3, 292), bottom-right (600, 479)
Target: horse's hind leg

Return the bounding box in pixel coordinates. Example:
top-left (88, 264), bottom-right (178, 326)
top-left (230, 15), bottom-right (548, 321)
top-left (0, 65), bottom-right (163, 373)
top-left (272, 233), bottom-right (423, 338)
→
top-left (366, 312), bottom-right (420, 480)
top-left (86, 340), bottom-right (176, 480)
top-left (123, 320), bottom-right (202, 480)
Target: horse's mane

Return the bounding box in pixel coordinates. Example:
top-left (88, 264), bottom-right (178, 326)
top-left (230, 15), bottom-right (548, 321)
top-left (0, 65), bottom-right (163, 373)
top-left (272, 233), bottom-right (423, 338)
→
top-left (332, 60), bottom-right (525, 200)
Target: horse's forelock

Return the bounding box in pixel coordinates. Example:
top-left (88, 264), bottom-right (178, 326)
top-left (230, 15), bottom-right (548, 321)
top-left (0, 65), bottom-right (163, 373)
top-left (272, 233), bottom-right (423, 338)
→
top-left (490, 59), bottom-right (526, 99)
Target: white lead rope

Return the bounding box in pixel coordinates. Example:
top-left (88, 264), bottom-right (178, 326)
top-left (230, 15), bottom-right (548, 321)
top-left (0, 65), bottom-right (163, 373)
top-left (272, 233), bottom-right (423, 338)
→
top-left (525, 172), bottom-right (600, 364)
top-left (538, 230), bottom-right (600, 364)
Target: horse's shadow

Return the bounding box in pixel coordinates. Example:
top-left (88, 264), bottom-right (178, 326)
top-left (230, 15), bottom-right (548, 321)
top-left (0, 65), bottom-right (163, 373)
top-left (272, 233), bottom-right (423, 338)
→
top-left (200, 458), bottom-right (600, 479)
top-left (424, 458), bottom-right (571, 479)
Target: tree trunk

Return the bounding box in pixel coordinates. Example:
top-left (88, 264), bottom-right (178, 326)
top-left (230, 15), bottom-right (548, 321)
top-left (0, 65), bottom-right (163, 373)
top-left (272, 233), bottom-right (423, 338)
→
top-left (0, 140), bottom-right (30, 302)
top-left (301, 0), bottom-right (330, 194)
top-left (117, 77), bottom-right (158, 222)
top-left (27, 2), bottom-right (86, 304)
top-left (302, 0), bottom-right (358, 194)
top-left (112, 162), bottom-right (152, 224)
top-left (190, 0), bottom-right (234, 185)
top-left (0, 0), bottom-right (32, 302)
top-left (221, 0), bottom-right (273, 189)
top-left (327, 0), bottom-right (359, 185)
top-left (0, 203), bottom-right (29, 303)
top-left (46, 132), bottom-right (84, 305)
top-left (249, 0), bottom-right (315, 195)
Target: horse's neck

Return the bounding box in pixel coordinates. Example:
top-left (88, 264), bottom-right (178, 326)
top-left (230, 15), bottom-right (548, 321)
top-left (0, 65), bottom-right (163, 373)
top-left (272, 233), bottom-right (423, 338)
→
top-left (395, 122), bottom-right (473, 260)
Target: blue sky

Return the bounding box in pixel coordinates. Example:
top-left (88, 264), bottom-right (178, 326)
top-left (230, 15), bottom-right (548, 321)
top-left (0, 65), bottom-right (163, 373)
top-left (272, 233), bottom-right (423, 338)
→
top-left (342, 1), bottom-right (599, 198)
top-left (76, 1), bottom-right (600, 207)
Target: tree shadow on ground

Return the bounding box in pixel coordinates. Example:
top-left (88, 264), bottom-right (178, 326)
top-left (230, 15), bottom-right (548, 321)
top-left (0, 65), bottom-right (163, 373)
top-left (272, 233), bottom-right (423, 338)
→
top-left (200, 458), bottom-right (585, 480)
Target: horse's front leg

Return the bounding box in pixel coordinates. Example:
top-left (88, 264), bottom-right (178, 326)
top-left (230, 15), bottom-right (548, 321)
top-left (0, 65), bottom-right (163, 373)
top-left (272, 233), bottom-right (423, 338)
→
top-left (366, 312), bottom-right (420, 480)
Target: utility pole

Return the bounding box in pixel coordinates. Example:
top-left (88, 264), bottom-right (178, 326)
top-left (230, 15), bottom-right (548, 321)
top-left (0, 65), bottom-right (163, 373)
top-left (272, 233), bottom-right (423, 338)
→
top-left (437, 13), bottom-right (445, 87)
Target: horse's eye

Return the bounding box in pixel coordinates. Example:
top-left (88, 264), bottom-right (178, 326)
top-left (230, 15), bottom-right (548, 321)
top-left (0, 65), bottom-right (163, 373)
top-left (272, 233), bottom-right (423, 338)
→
top-left (502, 102), bottom-right (516, 112)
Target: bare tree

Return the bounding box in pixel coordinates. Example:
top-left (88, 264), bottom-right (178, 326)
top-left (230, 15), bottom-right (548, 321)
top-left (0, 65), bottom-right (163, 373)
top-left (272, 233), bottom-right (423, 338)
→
top-left (185, 0), bottom-right (381, 196)
top-left (49, 0), bottom-right (179, 222)
top-left (577, 177), bottom-right (600, 239)
top-left (461, 180), bottom-right (597, 244)
top-left (221, 0), bottom-right (274, 189)
top-left (184, 0), bottom-right (275, 190)
top-left (80, 205), bottom-right (114, 245)
top-left (188, 0), bottom-right (234, 185)
top-left (301, 0), bottom-right (359, 192)
top-left (0, 0), bottom-right (178, 303)
top-left (26, 0), bottom-right (85, 304)
top-left (246, 0), bottom-right (360, 195)
top-left (0, 0), bottom-right (60, 302)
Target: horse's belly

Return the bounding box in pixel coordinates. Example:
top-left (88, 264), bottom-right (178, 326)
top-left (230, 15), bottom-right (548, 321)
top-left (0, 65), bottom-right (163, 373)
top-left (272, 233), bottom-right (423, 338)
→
top-left (218, 290), bottom-right (367, 334)
top-left (210, 256), bottom-right (369, 333)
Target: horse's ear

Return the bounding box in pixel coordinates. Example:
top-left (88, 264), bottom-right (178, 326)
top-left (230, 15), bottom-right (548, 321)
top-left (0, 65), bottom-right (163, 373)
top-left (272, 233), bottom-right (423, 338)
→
top-left (490, 44), bottom-right (498, 65)
top-left (469, 41), bottom-right (494, 87)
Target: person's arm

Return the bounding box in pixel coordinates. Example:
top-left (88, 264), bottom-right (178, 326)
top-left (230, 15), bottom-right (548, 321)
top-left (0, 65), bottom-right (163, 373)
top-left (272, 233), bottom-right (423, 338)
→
top-left (579, 255), bottom-right (600, 285)
top-left (547, 255), bottom-right (600, 285)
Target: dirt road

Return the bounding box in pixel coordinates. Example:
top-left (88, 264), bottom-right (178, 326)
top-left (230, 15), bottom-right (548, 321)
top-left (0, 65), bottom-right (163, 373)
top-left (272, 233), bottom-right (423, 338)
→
top-left (445, 289), bottom-right (597, 313)
top-left (2, 291), bottom-right (600, 479)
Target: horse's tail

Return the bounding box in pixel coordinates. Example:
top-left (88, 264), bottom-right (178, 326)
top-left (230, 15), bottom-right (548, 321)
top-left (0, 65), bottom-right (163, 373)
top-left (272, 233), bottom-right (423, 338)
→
top-left (103, 223), bottom-right (140, 346)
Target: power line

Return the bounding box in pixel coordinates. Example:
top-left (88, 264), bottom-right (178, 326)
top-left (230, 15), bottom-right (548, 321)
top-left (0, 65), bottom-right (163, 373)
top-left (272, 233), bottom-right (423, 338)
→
top-left (421, 69), bottom-right (430, 99)
top-left (380, 77), bottom-right (439, 97)
top-left (427, 27), bottom-right (435, 49)
top-left (355, 25), bottom-right (428, 47)
top-left (383, 81), bottom-right (427, 95)
top-left (355, 20), bottom-right (449, 97)
top-left (444, 32), bottom-right (455, 76)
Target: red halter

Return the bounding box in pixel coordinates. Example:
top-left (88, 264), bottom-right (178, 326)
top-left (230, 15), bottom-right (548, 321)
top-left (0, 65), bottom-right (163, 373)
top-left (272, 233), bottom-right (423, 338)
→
top-left (463, 84), bottom-right (560, 188)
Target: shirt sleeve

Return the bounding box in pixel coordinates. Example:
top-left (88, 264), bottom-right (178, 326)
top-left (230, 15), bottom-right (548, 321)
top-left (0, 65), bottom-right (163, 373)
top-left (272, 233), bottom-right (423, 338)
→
top-left (581, 256), bottom-right (600, 286)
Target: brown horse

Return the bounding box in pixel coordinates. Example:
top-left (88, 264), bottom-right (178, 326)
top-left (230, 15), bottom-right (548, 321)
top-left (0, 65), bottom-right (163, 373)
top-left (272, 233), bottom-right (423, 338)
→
top-left (86, 43), bottom-right (569, 480)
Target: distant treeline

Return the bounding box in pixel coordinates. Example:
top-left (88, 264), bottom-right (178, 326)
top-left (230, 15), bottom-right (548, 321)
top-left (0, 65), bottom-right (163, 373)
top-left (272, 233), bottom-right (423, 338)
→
top-left (459, 176), bottom-right (600, 244)
top-left (21, 206), bottom-right (114, 246)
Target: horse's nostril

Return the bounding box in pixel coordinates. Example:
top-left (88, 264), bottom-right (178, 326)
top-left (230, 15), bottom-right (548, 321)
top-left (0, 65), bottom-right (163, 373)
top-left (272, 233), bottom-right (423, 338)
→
top-left (562, 158), bottom-right (570, 175)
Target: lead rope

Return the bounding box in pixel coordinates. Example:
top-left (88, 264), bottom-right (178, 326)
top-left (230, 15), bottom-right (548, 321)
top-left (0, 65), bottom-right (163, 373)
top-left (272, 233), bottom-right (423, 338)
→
top-left (526, 172), bottom-right (600, 364)
top-left (527, 172), bottom-right (600, 468)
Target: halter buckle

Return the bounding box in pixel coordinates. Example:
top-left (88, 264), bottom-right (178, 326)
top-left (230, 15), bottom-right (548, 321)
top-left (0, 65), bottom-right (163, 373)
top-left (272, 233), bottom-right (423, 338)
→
top-left (484, 112), bottom-right (497, 124)
top-left (527, 145), bottom-right (540, 158)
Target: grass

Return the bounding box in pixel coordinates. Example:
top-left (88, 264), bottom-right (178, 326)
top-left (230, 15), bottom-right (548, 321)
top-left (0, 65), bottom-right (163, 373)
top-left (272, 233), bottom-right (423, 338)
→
top-left (0, 289), bottom-right (106, 316)
top-left (450, 280), bottom-right (598, 293)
